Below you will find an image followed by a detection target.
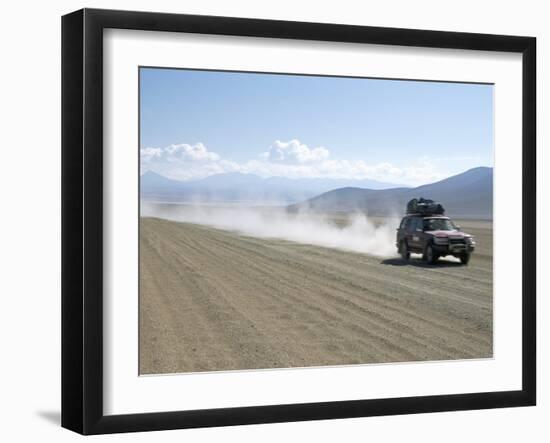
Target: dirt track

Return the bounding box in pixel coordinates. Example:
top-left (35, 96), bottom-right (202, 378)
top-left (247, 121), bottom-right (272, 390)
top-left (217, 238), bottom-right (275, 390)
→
top-left (139, 217), bottom-right (492, 374)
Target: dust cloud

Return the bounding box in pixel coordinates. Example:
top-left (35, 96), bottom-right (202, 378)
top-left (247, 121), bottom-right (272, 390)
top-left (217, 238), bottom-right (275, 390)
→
top-left (141, 202), bottom-right (399, 258)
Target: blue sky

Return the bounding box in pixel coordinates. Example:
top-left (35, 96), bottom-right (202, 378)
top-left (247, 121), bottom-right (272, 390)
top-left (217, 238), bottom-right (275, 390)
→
top-left (140, 67), bottom-right (493, 186)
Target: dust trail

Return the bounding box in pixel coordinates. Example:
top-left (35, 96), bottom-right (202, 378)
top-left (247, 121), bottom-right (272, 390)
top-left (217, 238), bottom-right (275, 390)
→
top-left (142, 202), bottom-right (399, 258)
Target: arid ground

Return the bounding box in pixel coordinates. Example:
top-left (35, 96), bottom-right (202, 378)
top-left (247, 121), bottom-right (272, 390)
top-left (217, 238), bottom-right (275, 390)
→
top-left (139, 216), bottom-right (493, 375)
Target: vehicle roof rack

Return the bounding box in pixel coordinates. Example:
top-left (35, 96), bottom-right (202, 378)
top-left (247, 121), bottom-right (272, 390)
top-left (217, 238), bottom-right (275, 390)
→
top-left (406, 198), bottom-right (445, 216)
top-left (406, 212), bottom-right (448, 217)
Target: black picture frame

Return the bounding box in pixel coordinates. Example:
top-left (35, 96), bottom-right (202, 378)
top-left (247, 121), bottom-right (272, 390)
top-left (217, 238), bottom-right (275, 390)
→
top-left (62, 8), bottom-right (536, 435)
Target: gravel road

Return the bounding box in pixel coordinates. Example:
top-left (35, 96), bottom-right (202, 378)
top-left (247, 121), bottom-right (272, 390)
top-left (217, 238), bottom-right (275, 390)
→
top-left (139, 217), bottom-right (492, 374)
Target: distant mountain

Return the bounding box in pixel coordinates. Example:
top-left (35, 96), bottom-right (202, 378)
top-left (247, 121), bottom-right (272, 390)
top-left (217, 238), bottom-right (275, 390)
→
top-left (141, 170), bottom-right (186, 191)
top-left (262, 176), bottom-right (406, 191)
top-left (288, 167), bottom-right (493, 219)
top-left (140, 171), bottom-right (405, 204)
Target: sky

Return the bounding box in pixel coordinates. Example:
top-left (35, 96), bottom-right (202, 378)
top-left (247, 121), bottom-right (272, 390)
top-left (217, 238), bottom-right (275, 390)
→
top-left (140, 67), bottom-right (494, 186)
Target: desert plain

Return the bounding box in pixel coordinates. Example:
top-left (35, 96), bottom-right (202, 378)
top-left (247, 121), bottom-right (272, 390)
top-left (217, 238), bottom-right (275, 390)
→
top-left (139, 206), bottom-right (492, 375)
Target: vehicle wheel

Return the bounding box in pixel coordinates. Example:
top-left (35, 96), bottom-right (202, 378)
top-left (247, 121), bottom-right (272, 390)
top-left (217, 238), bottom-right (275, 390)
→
top-left (399, 241), bottom-right (410, 261)
top-left (460, 253), bottom-right (471, 265)
top-left (424, 244), bottom-right (438, 264)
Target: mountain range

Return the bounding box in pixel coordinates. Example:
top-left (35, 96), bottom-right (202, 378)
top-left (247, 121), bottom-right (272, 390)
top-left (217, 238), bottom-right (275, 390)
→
top-left (140, 171), bottom-right (404, 204)
top-left (141, 167), bottom-right (493, 219)
top-left (288, 166), bottom-right (493, 219)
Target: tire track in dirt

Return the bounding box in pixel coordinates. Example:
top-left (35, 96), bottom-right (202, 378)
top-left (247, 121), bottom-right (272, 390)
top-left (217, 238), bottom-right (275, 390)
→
top-left (167, 221), bottom-right (492, 350)
top-left (187, 229), bottom-right (490, 358)
top-left (140, 217), bottom-right (493, 374)
top-left (161, 222), bottom-right (475, 359)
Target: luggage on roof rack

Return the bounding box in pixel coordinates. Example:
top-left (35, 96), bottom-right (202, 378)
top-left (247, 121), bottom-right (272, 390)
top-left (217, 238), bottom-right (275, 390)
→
top-left (406, 198), bottom-right (445, 216)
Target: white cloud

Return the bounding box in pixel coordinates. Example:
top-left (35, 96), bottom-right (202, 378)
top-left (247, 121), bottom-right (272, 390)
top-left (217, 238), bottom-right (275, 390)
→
top-left (140, 147), bottom-right (163, 162)
top-left (140, 139), bottom-right (449, 186)
top-left (164, 143), bottom-right (220, 161)
top-left (140, 143), bottom-right (223, 179)
top-left (141, 143), bottom-right (219, 167)
top-left (263, 139), bottom-right (330, 164)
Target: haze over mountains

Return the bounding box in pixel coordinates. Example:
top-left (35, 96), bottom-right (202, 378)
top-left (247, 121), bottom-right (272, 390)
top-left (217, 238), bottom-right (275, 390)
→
top-left (140, 171), bottom-right (404, 204)
top-left (141, 167), bottom-right (493, 219)
top-left (289, 166), bottom-right (493, 219)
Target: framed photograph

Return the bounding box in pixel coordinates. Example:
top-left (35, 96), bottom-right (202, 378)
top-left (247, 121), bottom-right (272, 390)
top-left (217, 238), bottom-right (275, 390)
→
top-left (61, 8), bottom-right (536, 435)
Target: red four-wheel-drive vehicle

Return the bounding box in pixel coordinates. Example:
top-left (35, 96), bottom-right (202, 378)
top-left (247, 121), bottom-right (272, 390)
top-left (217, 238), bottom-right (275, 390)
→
top-left (396, 203), bottom-right (476, 265)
